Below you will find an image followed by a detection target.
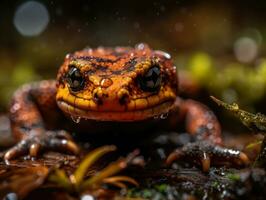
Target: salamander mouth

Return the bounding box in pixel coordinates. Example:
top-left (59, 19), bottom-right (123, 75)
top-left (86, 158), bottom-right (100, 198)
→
top-left (57, 99), bottom-right (175, 121)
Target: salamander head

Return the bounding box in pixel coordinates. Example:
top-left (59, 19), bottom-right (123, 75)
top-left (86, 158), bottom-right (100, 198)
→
top-left (56, 43), bottom-right (178, 121)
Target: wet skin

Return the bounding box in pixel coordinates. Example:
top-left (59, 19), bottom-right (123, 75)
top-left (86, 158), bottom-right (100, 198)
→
top-left (4, 44), bottom-right (249, 172)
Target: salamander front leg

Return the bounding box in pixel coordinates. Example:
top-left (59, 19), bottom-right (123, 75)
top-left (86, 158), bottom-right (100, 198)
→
top-left (4, 129), bottom-right (79, 162)
top-left (166, 98), bottom-right (249, 172)
top-left (4, 81), bottom-right (79, 163)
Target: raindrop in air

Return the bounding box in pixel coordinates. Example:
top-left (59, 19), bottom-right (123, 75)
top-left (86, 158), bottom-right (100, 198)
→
top-left (71, 116), bottom-right (81, 123)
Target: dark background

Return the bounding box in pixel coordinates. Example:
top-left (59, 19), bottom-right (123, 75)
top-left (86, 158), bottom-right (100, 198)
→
top-left (1, 0), bottom-right (266, 112)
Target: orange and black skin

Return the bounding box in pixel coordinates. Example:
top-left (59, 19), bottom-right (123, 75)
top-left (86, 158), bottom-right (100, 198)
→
top-left (4, 44), bottom-right (249, 171)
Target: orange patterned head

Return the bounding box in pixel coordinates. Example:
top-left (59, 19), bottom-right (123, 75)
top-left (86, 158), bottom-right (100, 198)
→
top-left (56, 44), bottom-right (178, 121)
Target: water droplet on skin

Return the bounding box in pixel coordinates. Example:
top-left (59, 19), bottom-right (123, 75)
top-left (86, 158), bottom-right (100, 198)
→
top-left (81, 194), bottom-right (95, 200)
top-left (4, 193), bottom-right (18, 200)
top-left (65, 53), bottom-right (71, 59)
top-left (160, 112), bottom-right (169, 119)
top-left (136, 43), bottom-right (145, 50)
top-left (71, 116), bottom-right (81, 123)
top-left (100, 78), bottom-right (113, 88)
top-left (154, 50), bottom-right (171, 59)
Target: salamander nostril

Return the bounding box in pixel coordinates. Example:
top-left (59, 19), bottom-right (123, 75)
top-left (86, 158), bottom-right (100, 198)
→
top-left (93, 93), bottom-right (102, 105)
top-left (93, 88), bottom-right (104, 105)
top-left (118, 88), bottom-right (130, 105)
top-left (119, 94), bottom-right (129, 105)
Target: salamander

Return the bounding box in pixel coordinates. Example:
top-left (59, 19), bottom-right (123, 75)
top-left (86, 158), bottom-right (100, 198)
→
top-left (4, 43), bottom-right (249, 172)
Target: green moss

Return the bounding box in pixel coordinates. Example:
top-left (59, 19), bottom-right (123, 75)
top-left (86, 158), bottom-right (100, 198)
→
top-left (212, 181), bottom-right (219, 189)
top-left (126, 184), bottom-right (184, 200)
top-left (176, 52), bottom-right (266, 106)
top-left (155, 184), bottom-right (168, 193)
top-left (226, 173), bottom-right (241, 181)
top-left (188, 52), bottom-right (214, 85)
top-left (11, 62), bottom-right (39, 85)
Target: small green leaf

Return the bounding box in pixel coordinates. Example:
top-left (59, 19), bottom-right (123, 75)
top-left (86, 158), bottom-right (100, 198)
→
top-left (81, 158), bottom-right (126, 190)
top-left (73, 145), bottom-right (116, 186)
top-left (246, 140), bottom-right (263, 149)
top-left (48, 169), bottom-right (72, 191)
top-left (226, 173), bottom-right (241, 181)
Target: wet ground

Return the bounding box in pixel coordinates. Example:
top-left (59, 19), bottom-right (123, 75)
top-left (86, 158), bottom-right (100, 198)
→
top-left (0, 115), bottom-right (265, 200)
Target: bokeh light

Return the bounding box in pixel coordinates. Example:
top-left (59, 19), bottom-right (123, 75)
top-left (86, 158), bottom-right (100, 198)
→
top-left (234, 37), bottom-right (258, 63)
top-left (13, 1), bottom-right (49, 36)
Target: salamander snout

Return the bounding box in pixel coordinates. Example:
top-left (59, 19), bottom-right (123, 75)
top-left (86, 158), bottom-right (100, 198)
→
top-left (117, 88), bottom-right (130, 105)
top-left (92, 88), bottom-right (105, 105)
top-left (92, 87), bottom-right (130, 106)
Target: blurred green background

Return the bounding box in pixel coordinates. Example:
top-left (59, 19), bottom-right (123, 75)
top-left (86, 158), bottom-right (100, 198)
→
top-left (1, 0), bottom-right (266, 113)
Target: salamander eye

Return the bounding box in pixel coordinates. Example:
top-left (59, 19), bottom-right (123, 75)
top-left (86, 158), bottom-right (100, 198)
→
top-left (138, 65), bottom-right (162, 92)
top-left (66, 66), bottom-right (85, 92)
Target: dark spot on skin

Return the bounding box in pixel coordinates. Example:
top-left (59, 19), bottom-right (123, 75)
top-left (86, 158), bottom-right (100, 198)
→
top-left (73, 56), bottom-right (137, 77)
top-left (93, 64), bottom-right (108, 71)
top-left (58, 76), bottom-right (65, 85)
top-left (75, 56), bottom-right (120, 63)
top-left (85, 69), bottom-right (96, 75)
top-left (124, 59), bottom-right (137, 72)
top-left (119, 88), bottom-right (129, 105)
top-left (99, 74), bottom-right (111, 79)
top-left (108, 58), bottom-right (137, 75)
top-left (111, 70), bottom-right (123, 75)
top-left (93, 93), bottom-right (103, 105)
top-left (119, 93), bottom-right (129, 105)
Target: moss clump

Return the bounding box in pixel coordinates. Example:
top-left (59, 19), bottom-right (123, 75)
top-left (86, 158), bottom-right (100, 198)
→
top-left (175, 53), bottom-right (266, 106)
top-left (226, 173), bottom-right (241, 181)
